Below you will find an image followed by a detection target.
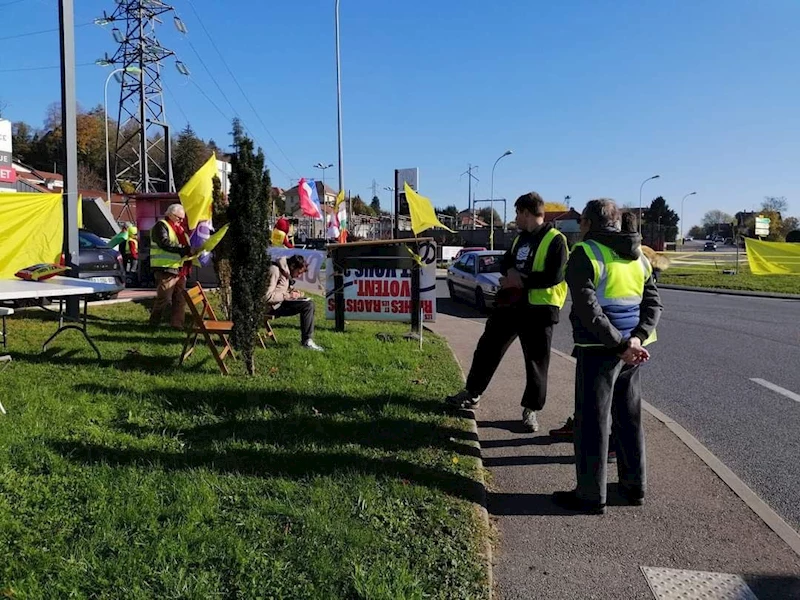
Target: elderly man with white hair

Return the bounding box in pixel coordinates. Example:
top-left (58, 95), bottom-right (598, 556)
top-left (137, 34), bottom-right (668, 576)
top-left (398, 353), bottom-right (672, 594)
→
top-left (149, 203), bottom-right (195, 328)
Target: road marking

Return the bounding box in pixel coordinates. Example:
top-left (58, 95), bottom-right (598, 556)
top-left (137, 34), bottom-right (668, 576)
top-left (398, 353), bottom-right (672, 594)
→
top-left (750, 378), bottom-right (800, 403)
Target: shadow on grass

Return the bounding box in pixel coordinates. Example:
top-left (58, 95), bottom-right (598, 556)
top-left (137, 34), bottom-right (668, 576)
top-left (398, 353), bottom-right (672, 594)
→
top-left (117, 413), bottom-right (481, 457)
top-left (49, 440), bottom-right (485, 504)
top-left (11, 349), bottom-right (185, 374)
top-left (76, 383), bottom-right (450, 417)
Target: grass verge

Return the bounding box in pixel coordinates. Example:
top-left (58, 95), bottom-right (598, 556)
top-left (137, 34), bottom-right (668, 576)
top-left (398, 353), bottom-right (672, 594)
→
top-left (0, 296), bottom-right (487, 599)
top-left (659, 263), bottom-right (799, 295)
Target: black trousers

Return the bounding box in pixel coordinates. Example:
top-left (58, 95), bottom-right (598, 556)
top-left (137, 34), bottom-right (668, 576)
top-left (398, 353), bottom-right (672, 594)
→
top-left (465, 307), bottom-right (554, 411)
top-left (271, 300), bottom-right (315, 343)
top-left (573, 348), bottom-right (646, 504)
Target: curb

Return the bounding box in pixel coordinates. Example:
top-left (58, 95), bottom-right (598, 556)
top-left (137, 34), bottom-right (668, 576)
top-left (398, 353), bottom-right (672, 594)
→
top-left (550, 347), bottom-right (800, 559)
top-left (431, 327), bottom-right (494, 599)
top-left (657, 284), bottom-right (800, 300)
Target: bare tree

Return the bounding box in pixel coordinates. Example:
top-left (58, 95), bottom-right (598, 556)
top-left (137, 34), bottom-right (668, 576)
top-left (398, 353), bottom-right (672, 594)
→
top-left (762, 196), bottom-right (788, 214)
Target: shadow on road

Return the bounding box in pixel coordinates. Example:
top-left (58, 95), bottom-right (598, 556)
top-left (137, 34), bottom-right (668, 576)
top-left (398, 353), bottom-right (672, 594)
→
top-left (437, 297), bottom-right (487, 320)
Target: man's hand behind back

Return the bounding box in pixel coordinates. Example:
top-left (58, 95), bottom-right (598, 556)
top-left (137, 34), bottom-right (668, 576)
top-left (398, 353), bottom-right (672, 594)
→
top-left (620, 337), bottom-right (650, 365)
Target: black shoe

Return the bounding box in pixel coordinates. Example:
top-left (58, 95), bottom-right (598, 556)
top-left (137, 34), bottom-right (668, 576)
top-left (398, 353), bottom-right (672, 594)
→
top-left (619, 487), bottom-right (645, 506)
top-left (553, 490), bottom-right (606, 515)
top-left (549, 417), bottom-right (574, 441)
top-left (445, 390), bottom-right (481, 409)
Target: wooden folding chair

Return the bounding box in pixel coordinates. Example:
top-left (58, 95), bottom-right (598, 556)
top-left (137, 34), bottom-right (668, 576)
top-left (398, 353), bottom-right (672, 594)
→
top-left (258, 314), bottom-right (279, 349)
top-left (180, 284), bottom-right (236, 375)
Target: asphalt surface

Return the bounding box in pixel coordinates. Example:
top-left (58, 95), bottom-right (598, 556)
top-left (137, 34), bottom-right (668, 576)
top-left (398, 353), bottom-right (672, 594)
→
top-left (435, 279), bottom-right (800, 532)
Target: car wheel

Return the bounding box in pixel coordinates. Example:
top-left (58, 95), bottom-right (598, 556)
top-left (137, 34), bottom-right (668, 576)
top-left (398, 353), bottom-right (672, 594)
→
top-left (475, 287), bottom-right (487, 312)
top-left (447, 280), bottom-right (458, 301)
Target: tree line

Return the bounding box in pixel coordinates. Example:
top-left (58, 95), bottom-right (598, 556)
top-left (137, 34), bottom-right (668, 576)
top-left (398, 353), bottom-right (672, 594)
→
top-left (9, 102), bottom-right (232, 194)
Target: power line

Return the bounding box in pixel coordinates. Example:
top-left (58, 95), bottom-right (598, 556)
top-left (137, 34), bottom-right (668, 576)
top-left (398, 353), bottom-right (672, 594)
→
top-left (0, 62), bottom-right (94, 73)
top-left (186, 75), bottom-right (292, 180)
top-left (0, 21), bottom-right (92, 42)
top-left (184, 0), bottom-right (301, 178)
top-left (162, 80), bottom-right (190, 127)
top-left (0, 0), bottom-right (27, 7)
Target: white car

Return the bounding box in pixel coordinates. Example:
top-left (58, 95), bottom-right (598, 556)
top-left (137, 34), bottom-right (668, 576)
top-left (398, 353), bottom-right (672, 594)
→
top-left (446, 250), bottom-right (505, 311)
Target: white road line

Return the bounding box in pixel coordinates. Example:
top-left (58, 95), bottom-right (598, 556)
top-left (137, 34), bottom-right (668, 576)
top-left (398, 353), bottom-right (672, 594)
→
top-left (750, 378), bottom-right (800, 403)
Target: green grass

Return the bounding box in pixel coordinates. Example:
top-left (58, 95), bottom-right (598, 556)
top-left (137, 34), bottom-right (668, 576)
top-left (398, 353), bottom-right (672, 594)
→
top-left (0, 296), bottom-right (488, 599)
top-left (659, 262), bottom-right (800, 294)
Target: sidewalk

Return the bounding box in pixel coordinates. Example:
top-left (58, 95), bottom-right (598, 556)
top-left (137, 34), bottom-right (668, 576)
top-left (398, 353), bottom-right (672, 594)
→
top-left (428, 313), bottom-right (800, 600)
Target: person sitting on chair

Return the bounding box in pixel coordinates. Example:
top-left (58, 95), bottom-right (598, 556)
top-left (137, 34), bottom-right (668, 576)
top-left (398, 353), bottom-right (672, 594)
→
top-left (265, 255), bottom-right (323, 352)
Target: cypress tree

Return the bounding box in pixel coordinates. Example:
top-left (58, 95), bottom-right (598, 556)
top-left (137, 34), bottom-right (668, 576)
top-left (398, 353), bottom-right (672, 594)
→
top-left (228, 119), bottom-right (271, 375)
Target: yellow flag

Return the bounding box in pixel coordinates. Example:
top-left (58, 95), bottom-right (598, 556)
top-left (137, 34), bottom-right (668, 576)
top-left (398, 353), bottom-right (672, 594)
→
top-left (179, 153), bottom-right (217, 229)
top-left (745, 238), bottom-right (800, 275)
top-left (186, 224), bottom-right (230, 261)
top-left (77, 193), bottom-right (83, 229)
top-left (404, 182), bottom-right (454, 235)
top-left (0, 192), bottom-right (63, 278)
top-left (335, 189), bottom-right (345, 209)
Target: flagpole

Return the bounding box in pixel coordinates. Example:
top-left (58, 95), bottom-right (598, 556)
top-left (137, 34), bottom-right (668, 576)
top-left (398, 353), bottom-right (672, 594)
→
top-left (335, 0), bottom-right (344, 210)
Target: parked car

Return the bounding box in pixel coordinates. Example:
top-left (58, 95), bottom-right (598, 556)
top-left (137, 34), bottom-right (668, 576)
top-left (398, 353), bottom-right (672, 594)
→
top-left (447, 250), bottom-right (504, 311)
top-left (703, 241), bottom-right (717, 252)
top-left (77, 230), bottom-right (126, 299)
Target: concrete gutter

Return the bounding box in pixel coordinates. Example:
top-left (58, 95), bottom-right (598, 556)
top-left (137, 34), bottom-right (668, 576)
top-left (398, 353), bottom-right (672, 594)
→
top-left (657, 283), bottom-right (800, 300)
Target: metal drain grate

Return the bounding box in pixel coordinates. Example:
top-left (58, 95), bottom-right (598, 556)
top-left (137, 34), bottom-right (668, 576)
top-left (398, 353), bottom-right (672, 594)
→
top-left (641, 567), bottom-right (759, 600)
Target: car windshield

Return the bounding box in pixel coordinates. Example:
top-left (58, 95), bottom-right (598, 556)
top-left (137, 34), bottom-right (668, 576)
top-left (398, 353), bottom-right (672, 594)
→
top-left (478, 255), bottom-right (503, 273)
top-left (79, 231), bottom-right (110, 249)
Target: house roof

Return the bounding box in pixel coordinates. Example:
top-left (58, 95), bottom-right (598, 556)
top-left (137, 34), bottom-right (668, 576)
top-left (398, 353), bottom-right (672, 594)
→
top-left (544, 208), bottom-right (581, 223)
top-left (284, 180), bottom-right (339, 199)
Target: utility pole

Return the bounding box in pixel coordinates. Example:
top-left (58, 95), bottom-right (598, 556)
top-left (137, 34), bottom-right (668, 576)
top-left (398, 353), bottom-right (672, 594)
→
top-left (460, 163), bottom-right (479, 229)
top-left (96, 0), bottom-right (186, 193)
top-left (370, 178), bottom-right (379, 201)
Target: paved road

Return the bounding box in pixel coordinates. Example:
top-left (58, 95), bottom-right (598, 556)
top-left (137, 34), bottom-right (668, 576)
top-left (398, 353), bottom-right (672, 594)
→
top-left (436, 280), bottom-right (800, 531)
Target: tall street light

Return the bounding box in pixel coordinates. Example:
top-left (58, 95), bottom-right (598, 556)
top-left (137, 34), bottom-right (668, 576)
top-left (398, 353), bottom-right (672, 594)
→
top-left (334, 0), bottom-right (344, 198)
top-left (490, 149), bottom-right (513, 250)
top-left (638, 174), bottom-right (660, 233)
top-left (103, 65), bottom-right (141, 206)
top-left (681, 191), bottom-right (697, 246)
top-left (314, 162), bottom-right (333, 186)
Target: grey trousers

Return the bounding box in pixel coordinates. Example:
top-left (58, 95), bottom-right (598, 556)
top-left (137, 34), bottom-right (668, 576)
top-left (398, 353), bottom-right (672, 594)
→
top-left (573, 348), bottom-right (646, 504)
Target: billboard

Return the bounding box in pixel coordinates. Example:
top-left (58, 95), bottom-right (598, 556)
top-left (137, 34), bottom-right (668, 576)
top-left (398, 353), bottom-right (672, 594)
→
top-left (394, 168), bottom-right (418, 217)
top-left (325, 239), bottom-right (437, 323)
top-left (0, 119), bottom-right (14, 191)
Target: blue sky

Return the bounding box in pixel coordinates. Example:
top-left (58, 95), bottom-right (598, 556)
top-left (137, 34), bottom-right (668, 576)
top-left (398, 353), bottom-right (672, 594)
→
top-left (1, 0), bottom-right (798, 230)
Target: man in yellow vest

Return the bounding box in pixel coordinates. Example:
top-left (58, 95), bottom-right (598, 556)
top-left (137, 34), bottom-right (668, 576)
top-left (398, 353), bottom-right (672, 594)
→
top-left (445, 192), bottom-right (569, 432)
top-left (148, 203), bottom-right (195, 328)
top-left (554, 199), bottom-right (662, 515)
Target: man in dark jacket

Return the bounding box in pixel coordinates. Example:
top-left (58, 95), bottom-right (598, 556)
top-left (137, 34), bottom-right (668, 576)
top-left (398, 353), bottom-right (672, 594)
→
top-left (148, 203), bottom-right (194, 328)
top-left (445, 192), bottom-right (569, 431)
top-left (554, 198), bottom-right (662, 515)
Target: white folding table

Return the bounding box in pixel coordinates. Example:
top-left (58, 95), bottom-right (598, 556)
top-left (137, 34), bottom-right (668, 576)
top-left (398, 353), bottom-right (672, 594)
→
top-left (0, 277), bottom-right (120, 359)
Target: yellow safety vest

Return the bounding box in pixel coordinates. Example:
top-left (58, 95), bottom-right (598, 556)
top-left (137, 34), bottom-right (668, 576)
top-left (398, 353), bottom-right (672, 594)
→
top-left (150, 219), bottom-right (184, 269)
top-left (573, 240), bottom-right (656, 346)
top-left (511, 228), bottom-right (569, 309)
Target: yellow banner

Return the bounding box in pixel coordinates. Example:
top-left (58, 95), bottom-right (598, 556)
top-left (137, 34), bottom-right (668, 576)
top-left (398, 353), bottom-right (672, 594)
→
top-left (404, 182), bottom-right (454, 236)
top-left (745, 238), bottom-right (800, 275)
top-left (179, 153), bottom-right (217, 229)
top-left (0, 193), bottom-right (64, 278)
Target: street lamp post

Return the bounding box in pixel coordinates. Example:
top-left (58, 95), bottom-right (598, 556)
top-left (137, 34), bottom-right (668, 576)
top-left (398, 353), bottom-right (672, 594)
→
top-left (490, 149), bottom-right (513, 250)
top-left (680, 191), bottom-right (697, 246)
top-left (334, 0), bottom-right (344, 198)
top-left (384, 186), bottom-right (394, 237)
top-left (314, 162), bottom-right (333, 186)
top-left (103, 66), bottom-right (141, 206)
top-left (638, 174), bottom-right (660, 233)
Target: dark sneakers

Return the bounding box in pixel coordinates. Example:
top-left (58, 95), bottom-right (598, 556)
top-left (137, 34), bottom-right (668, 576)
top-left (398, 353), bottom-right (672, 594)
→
top-left (445, 389), bottom-right (481, 409)
top-left (552, 490), bottom-right (606, 515)
top-left (549, 417), bottom-right (574, 440)
top-left (619, 487), bottom-right (645, 506)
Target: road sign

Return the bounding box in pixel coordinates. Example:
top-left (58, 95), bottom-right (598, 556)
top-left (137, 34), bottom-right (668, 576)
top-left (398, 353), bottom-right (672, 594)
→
top-left (755, 216), bottom-right (770, 237)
